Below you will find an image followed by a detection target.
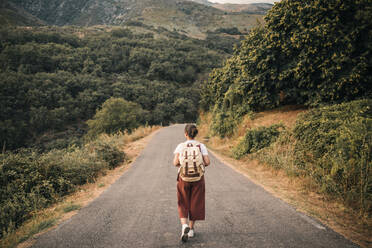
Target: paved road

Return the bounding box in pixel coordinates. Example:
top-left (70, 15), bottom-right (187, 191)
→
top-left (32, 125), bottom-right (359, 248)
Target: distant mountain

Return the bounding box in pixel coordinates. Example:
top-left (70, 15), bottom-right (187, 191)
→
top-left (212, 3), bottom-right (273, 14)
top-left (3, 0), bottom-right (268, 38)
top-left (187, 0), bottom-right (213, 5)
top-left (0, 1), bottom-right (44, 26)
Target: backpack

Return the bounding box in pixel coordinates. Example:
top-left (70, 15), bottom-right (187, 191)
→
top-left (179, 142), bottom-right (205, 182)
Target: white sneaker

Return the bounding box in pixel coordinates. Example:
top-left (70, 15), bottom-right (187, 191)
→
top-left (188, 229), bottom-right (194, 238)
top-left (181, 224), bottom-right (190, 242)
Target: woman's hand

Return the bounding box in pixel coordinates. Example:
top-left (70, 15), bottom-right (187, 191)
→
top-left (173, 153), bottom-right (180, 167)
top-left (203, 155), bottom-right (210, 166)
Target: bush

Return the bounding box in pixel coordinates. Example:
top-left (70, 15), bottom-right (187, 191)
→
top-left (293, 99), bottom-right (372, 214)
top-left (0, 150), bottom-right (66, 238)
top-left (87, 97), bottom-right (144, 137)
top-left (88, 137), bottom-right (126, 169)
top-left (0, 132), bottom-right (127, 238)
top-left (202, 0), bottom-right (372, 135)
top-left (233, 124), bottom-right (282, 159)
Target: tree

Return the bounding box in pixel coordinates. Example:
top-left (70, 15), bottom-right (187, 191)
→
top-left (202, 0), bottom-right (372, 137)
top-left (87, 97), bottom-right (143, 137)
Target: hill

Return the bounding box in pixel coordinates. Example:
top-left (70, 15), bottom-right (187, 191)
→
top-left (199, 0), bottom-right (371, 238)
top-left (0, 23), bottom-right (231, 150)
top-left (0, 1), bottom-right (44, 26)
top-left (212, 3), bottom-right (273, 14)
top-left (3, 0), bottom-right (265, 39)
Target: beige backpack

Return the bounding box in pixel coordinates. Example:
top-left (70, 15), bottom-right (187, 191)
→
top-left (179, 142), bottom-right (205, 182)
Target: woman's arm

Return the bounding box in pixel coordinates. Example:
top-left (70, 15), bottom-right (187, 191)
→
top-left (173, 153), bottom-right (180, 167)
top-left (203, 155), bottom-right (210, 166)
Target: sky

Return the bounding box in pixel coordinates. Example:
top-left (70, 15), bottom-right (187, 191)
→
top-left (209, 0), bottom-right (276, 4)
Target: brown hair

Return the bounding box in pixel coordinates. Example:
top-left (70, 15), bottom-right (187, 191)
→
top-left (185, 124), bottom-right (198, 139)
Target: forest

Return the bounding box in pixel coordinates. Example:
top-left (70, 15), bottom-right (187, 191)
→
top-left (0, 24), bottom-right (237, 151)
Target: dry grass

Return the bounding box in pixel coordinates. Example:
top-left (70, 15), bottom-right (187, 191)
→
top-left (198, 109), bottom-right (371, 248)
top-left (236, 105), bottom-right (305, 136)
top-left (198, 106), bottom-right (306, 157)
top-left (0, 126), bottom-right (161, 248)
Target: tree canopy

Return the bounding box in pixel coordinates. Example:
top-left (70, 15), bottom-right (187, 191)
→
top-left (0, 25), bottom-right (231, 150)
top-left (202, 0), bottom-right (372, 137)
top-left (87, 98), bottom-right (144, 137)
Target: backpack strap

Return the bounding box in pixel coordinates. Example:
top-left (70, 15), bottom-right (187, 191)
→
top-left (193, 161), bottom-right (197, 172)
top-left (196, 144), bottom-right (201, 152)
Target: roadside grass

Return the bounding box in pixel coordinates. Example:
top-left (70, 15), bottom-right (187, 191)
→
top-left (0, 125), bottom-right (160, 248)
top-left (63, 203), bottom-right (81, 213)
top-left (198, 107), bottom-right (371, 248)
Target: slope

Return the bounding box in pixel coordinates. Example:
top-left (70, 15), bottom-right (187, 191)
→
top-left (5, 0), bottom-right (265, 39)
top-left (0, 1), bottom-right (44, 26)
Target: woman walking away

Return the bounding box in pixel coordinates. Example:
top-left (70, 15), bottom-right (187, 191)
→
top-left (173, 124), bottom-right (210, 242)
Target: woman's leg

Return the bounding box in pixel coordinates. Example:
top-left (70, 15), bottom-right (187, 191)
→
top-left (189, 220), bottom-right (195, 229)
top-left (180, 218), bottom-right (188, 225)
top-left (177, 179), bottom-right (191, 220)
top-left (189, 177), bottom-right (205, 221)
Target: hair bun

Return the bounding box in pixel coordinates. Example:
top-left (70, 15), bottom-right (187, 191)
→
top-left (185, 124), bottom-right (198, 139)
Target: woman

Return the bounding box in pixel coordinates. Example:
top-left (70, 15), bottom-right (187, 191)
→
top-left (173, 124), bottom-right (210, 242)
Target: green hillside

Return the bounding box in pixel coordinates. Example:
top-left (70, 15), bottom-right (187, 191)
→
top-left (200, 0), bottom-right (371, 217)
top-left (202, 0), bottom-right (372, 137)
top-left (0, 1), bottom-right (44, 26)
top-left (212, 3), bottom-right (273, 14)
top-left (5, 0), bottom-right (266, 39)
top-left (0, 24), bottom-right (230, 151)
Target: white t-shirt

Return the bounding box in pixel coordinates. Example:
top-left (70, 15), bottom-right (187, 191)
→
top-left (174, 140), bottom-right (208, 155)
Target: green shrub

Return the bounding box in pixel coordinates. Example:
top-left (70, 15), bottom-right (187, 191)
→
top-left (88, 138), bottom-right (126, 169)
top-left (293, 99), bottom-right (372, 214)
top-left (0, 132), bottom-right (127, 238)
top-left (202, 0), bottom-right (372, 134)
top-left (256, 129), bottom-right (301, 176)
top-left (233, 124), bottom-right (282, 159)
top-left (87, 97), bottom-right (144, 137)
top-left (0, 150), bottom-right (60, 238)
top-left (38, 148), bottom-right (105, 186)
top-left (210, 110), bottom-right (238, 138)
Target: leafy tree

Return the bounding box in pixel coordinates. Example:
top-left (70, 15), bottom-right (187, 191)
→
top-left (0, 25), bottom-right (227, 150)
top-left (87, 98), bottom-right (144, 137)
top-left (202, 0), bottom-right (372, 137)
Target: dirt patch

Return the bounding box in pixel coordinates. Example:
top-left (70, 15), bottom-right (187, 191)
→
top-left (237, 105), bottom-right (305, 136)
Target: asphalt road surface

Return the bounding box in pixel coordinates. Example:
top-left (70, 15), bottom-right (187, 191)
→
top-left (32, 124), bottom-right (359, 248)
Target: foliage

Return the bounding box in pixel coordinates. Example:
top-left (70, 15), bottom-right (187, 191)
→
top-left (293, 99), bottom-right (371, 214)
top-left (256, 100), bottom-right (371, 215)
top-left (202, 0), bottom-right (372, 137)
top-left (87, 137), bottom-right (126, 170)
top-left (63, 204), bottom-right (81, 213)
top-left (0, 133), bottom-right (127, 238)
top-left (0, 25), bottom-right (226, 150)
top-left (87, 98), bottom-right (144, 137)
top-left (233, 124), bottom-right (282, 159)
top-left (215, 27), bottom-right (241, 35)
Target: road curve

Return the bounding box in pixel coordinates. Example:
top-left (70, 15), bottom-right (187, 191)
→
top-left (32, 124), bottom-right (358, 248)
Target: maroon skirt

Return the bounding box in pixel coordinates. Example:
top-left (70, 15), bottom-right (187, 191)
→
top-left (177, 175), bottom-right (205, 221)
